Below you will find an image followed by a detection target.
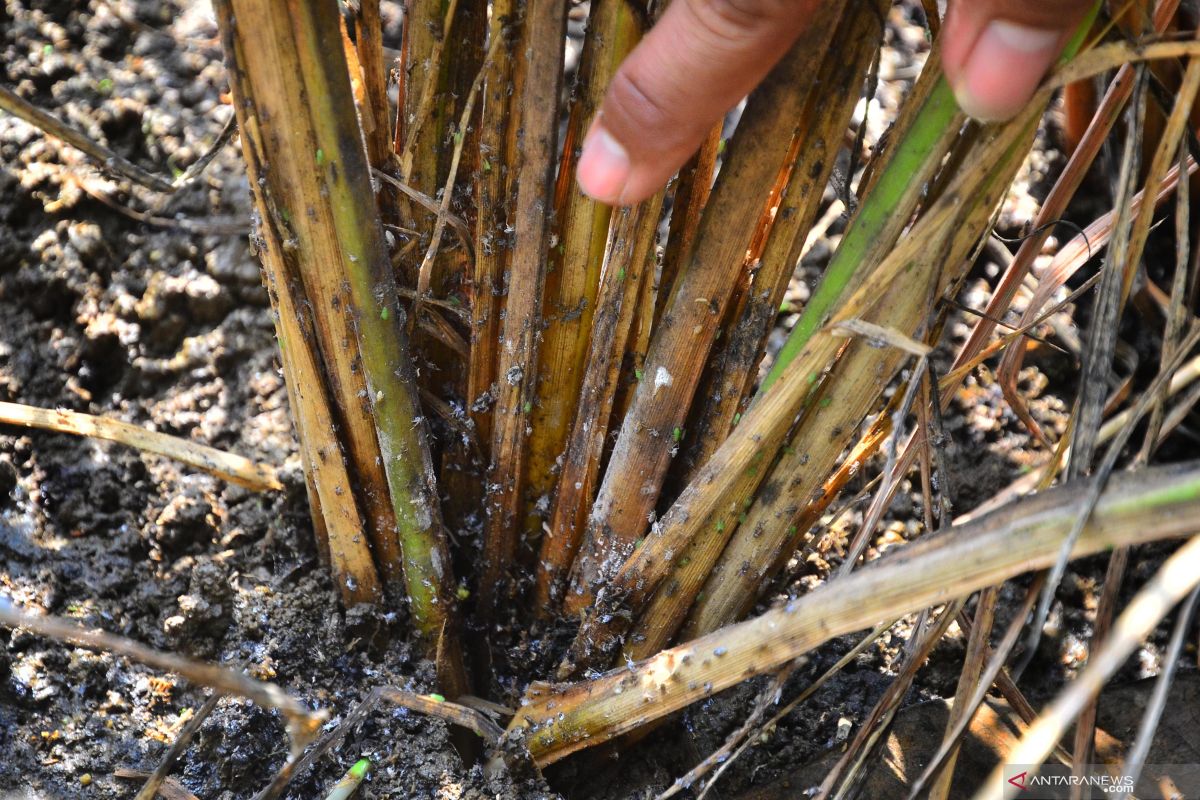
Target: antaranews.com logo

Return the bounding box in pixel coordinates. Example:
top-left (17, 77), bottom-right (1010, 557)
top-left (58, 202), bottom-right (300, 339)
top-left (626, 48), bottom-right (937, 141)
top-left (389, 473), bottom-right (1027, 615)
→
top-left (1003, 766), bottom-right (1134, 798)
top-left (1002, 763), bottom-right (1200, 798)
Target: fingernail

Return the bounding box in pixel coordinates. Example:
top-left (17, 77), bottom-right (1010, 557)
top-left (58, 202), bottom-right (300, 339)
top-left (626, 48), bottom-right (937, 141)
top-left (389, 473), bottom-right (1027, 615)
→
top-left (576, 122), bottom-right (630, 204)
top-left (954, 20), bottom-right (1061, 122)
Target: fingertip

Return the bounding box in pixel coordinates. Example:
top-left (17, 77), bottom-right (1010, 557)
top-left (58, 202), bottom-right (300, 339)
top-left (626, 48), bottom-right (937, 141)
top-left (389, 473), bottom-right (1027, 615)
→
top-left (577, 0), bottom-right (813, 206)
top-left (950, 19), bottom-right (1064, 122)
top-left (939, 3), bottom-right (977, 80)
top-left (577, 120), bottom-right (632, 206)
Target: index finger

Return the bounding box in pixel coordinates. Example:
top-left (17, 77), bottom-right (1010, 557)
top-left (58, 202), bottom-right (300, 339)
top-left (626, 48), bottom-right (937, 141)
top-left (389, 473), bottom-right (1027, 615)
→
top-left (577, 0), bottom-right (819, 205)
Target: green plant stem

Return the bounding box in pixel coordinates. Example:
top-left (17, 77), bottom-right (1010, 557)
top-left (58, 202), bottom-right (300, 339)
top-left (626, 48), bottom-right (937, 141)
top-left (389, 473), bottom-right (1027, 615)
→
top-left (214, 0), bottom-right (465, 693)
top-left (760, 72), bottom-right (960, 392)
top-left (761, 3), bottom-right (1101, 393)
top-left (563, 80), bottom-right (1039, 675)
top-left (291, 0), bottom-right (463, 663)
top-left (323, 758), bottom-right (370, 800)
top-left (685, 110), bottom-right (1041, 641)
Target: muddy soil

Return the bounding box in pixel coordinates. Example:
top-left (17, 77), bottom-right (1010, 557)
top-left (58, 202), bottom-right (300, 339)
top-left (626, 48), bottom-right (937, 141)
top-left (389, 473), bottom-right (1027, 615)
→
top-left (0, 2), bottom-right (1196, 799)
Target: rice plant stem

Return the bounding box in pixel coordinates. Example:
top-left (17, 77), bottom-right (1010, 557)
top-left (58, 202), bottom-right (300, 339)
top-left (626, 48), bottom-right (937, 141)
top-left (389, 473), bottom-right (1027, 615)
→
top-left (478, 0), bottom-right (568, 611)
top-left (535, 202), bottom-right (661, 611)
top-left (508, 461), bottom-right (1200, 767)
top-left (413, 32), bottom-right (500, 332)
top-left (524, 0), bottom-right (642, 564)
top-left (969, 534), bottom-right (1200, 800)
top-left (214, 0), bottom-right (464, 685)
top-left (0, 401), bottom-right (281, 492)
top-left (467, 0), bottom-right (517, 449)
top-left (215, 0), bottom-right (386, 606)
top-left (679, 109), bottom-right (1041, 644)
top-left (684, 2), bottom-right (888, 480)
top-left (759, 68), bottom-right (960, 392)
top-left (0, 84), bottom-right (175, 192)
top-left (761, 4), bottom-right (1106, 392)
top-left (564, 1), bottom-right (853, 612)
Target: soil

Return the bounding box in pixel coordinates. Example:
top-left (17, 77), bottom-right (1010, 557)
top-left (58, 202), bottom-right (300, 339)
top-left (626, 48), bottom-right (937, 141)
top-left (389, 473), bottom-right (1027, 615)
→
top-left (0, 2), bottom-right (1197, 799)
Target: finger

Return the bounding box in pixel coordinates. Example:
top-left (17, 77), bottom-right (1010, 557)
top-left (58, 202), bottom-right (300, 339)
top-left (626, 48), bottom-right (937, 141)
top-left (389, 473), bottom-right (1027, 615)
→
top-left (576, 0), bottom-right (817, 206)
top-left (941, 0), bottom-right (1094, 122)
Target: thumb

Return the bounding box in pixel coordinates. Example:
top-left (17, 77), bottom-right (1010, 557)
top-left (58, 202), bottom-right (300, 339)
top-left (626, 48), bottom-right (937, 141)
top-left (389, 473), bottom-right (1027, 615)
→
top-left (576, 0), bottom-right (817, 206)
top-left (941, 0), bottom-right (1095, 122)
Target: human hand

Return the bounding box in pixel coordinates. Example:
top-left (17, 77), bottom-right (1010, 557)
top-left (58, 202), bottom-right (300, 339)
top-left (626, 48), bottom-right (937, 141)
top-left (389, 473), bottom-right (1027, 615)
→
top-left (576, 0), bottom-right (1095, 206)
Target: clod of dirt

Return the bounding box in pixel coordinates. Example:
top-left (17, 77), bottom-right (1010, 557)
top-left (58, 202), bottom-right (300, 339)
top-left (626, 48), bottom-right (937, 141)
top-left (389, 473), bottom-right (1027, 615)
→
top-left (135, 266), bottom-right (232, 348)
top-left (162, 560), bottom-right (231, 655)
top-left (193, 698), bottom-right (288, 793)
top-left (0, 457), bottom-right (17, 506)
top-left (150, 487), bottom-right (215, 554)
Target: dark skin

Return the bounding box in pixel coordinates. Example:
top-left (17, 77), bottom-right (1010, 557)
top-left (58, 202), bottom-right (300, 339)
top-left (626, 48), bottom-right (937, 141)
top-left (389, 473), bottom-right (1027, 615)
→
top-left (577, 0), bottom-right (1097, 205)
